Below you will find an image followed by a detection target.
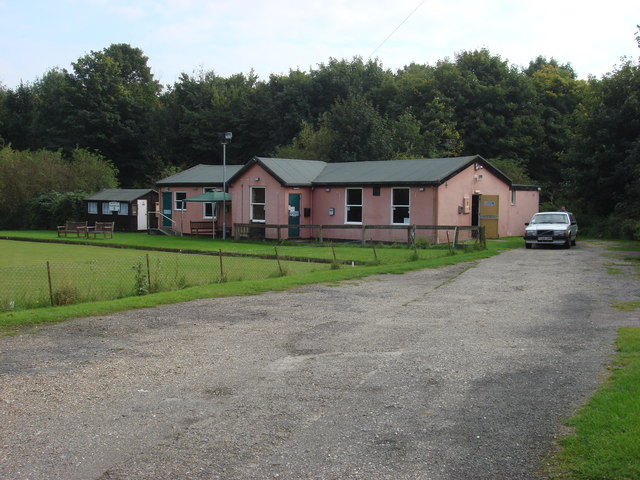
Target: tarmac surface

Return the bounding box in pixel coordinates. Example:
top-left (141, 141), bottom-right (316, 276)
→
top-left (1, 241), bottom-right (639, 479)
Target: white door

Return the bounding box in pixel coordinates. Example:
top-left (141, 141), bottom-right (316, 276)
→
top-left (137, 199), bottom-right (147, 230)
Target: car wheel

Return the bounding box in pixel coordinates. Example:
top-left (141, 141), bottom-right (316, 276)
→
top-left (525, 243), bottom-right (532, 249)
top-left (571, 238), bottom-right (576, 246)
top-left (565, 239), bottom-right (571, 249)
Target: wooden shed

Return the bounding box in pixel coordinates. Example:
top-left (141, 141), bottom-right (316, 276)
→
top-left (84, 189), bottom-right (158, 232)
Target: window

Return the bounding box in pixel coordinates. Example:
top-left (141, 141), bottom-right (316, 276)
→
top-left (392, 188), bottom-right (410, 224)
top-left (175, 192), bottom-right (186, 211)
top-left (118, 202), bottom-right (129, 215)
top-left (203, 188), bottom-right (216, 219)
top-left (102, 202), bottom-right (111, 215)
top-left (345, 188), bottom-right (363, 224)
top-left (251, 187), bottom-right (265, 222)
top-left (87, 201), bottom-right (98, 214)
top-left (511, 189), bottom-right (516, 205)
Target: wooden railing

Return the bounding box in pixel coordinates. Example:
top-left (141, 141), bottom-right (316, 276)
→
top-left (234, 223), bottom-right (485, 247)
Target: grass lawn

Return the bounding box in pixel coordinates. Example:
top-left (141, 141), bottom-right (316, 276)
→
top-left (550, 327), bottom-right (640, 480)
top-left (0, 230), bottom-right (471, 264)
top-left (0, 238), bottom-right (331, 312)
top-left (0, 231), bottom-right (522, 332)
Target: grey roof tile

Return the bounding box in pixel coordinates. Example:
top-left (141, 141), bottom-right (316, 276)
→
top-left (84, 189), bottom-right (156, 202)
top-left (157, 164), bottom-right (243, 185)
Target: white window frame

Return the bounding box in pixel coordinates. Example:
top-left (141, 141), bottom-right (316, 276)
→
top-left (203, 187), bottom-right (216, 219)
top-left (345, 188), bottom-right (363, 224)
top-left (250, 186), bottom-right (266, 223)
top-left (87, 201), bottom-right (98, 214)
top-left (511, 189), bottom-right (516, 205)
top-left (118, 202), bottom-right (129, 215)
top-left (391, 187), bottom-right (410, 224)
top-left (174, 191), bottom-right (187, 211)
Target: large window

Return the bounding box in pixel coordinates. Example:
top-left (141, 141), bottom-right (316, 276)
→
top-left (391, 188), bottom-right (410, 224)
top-left (87, 202), bottom-right (98, 214)
top-left (345, 188), bottom-right (363, 224)
top-left (175, 192), bottom-right (187, 211)
top-left (251, 187), bottom-right (265, 222)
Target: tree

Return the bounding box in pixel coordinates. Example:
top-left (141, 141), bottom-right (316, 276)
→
top-left (0, 146), bottom-right (118, 228)
top-left (325, 94), bottom-right (393, 162)
top-left (524, 57), bottom-right (584, 199)
top-left (562, 59), bottom-right (640, 237)
top-left (0, 83), bottom-right (37, 150)
top-left (65, 44), bottom-right (162, 185)
top-left (272, 120), bottom-right (333, 160)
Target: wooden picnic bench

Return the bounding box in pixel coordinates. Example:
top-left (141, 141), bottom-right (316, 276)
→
top-left (57, 221), bottom-right (89, 238)
top-left (90, 221), bottom-right (115, 239)
top-left (190, 220), bottom-right (214, 237)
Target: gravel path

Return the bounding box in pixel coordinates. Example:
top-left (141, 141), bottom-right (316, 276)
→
top-left (1, 241), bottom-right (638, 479)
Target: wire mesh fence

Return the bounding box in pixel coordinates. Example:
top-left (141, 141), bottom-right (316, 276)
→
top-left (0, 251), bottom-right (331, 312)
top-left (0, 229), bottom-right (485, 313)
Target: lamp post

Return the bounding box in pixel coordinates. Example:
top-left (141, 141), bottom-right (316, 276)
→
top-left (218, 132), bottom-right (232, 240)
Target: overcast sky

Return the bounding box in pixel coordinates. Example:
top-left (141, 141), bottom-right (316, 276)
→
top-left (1, 0), bottom-right (638, 89)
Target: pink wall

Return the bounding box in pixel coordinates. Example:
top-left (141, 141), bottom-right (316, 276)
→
top-left (433, 163), bottom-right (539, 239)
top-left (229, 164), bottom-right (315, 239)
top-left (311, 186), bottom-right (438, 242)
top-left (506, 189), bottom-right (539, 236)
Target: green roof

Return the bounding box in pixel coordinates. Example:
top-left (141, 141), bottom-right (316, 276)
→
top-left (219, 155), bottom-right (516, 188)
top-left (85, 189), bottom-right (156, 202)
top-left (313, 156), bottom-right (483, 185)
top-left (157, 164), bottom-right (243, 186)
top-left (228, 157), bottom-right (328, 186)
top-left (184, 191), bottom-right (232, 202)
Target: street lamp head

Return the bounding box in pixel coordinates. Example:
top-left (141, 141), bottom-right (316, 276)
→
top-left (218, 131), bottom-right (232, 143)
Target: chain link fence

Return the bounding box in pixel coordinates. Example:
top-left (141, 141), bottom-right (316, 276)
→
top-left (0, 251), bottom-right (331, 312)
top-left (1, 229), bottom-right (484, 313)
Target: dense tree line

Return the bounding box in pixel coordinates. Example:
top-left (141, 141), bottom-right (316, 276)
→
top-left (0, 41), bottom-right (638, 237)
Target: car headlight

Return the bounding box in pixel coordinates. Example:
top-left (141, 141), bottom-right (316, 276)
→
top-left (554, 230), bottom-right (569, 236)
top-left (525, 229), bottom-right (535, 236)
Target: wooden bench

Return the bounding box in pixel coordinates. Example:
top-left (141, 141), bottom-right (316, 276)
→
top-left (190, 221), bottom-right (214, 237)
top-left (57, 221), bottom-right (88, 238)
top-left (91, 221), bottom-right (115, 238)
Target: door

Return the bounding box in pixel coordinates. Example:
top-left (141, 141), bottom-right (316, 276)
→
top-left (162, 192), bottom-right (172, 227)
top-left (288, 193), bottom-right (301, 238)
top-left (137, 199), bottom-right (148, 231)
top-left (479, 195), bottom-right (499, 238)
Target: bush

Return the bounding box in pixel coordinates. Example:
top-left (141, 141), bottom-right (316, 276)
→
top-left (25, 191), bottom-right (87, 229)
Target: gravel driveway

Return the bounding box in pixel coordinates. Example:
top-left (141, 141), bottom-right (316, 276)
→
top-left (1, 241), bottom-right (638, 479)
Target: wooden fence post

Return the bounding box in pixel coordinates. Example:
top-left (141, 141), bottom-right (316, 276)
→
top-left (274, 246), bottom-right (285, 276)
top-left (218, 249), bottom-right (225, 282)
top-left (46, 261), bottom-right (54, 306)
top-left (146, 254), bottom-right (151, 289)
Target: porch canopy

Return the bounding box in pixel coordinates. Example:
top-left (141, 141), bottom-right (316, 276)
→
top-left (184, 191), bottom-right (231, 202)
top-left (183, 191), bottom-right (231, 239)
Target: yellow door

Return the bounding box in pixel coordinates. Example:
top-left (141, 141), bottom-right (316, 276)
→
top-left (479, 195), bottom-right (499, 238)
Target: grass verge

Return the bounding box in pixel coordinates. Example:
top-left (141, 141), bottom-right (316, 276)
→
top-left (0, 236), bottom-right (521, 334)
top-left (549, 327), bottom-right (640, 480)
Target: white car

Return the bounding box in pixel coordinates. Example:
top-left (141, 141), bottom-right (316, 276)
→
top-left (524, 211), bottom-right (578, 249)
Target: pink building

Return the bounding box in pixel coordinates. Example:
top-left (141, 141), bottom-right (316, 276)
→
top-left (156, 164), bottom-right (243, 236)
top-left (227, 155), bottom-right (540, 243)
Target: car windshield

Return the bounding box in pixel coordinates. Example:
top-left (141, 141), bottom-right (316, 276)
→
top-left (531, 214), bottom-right (568, 224)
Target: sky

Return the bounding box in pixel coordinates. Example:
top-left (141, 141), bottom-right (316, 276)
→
top-left (1, 0), bottom-right (638, 89)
